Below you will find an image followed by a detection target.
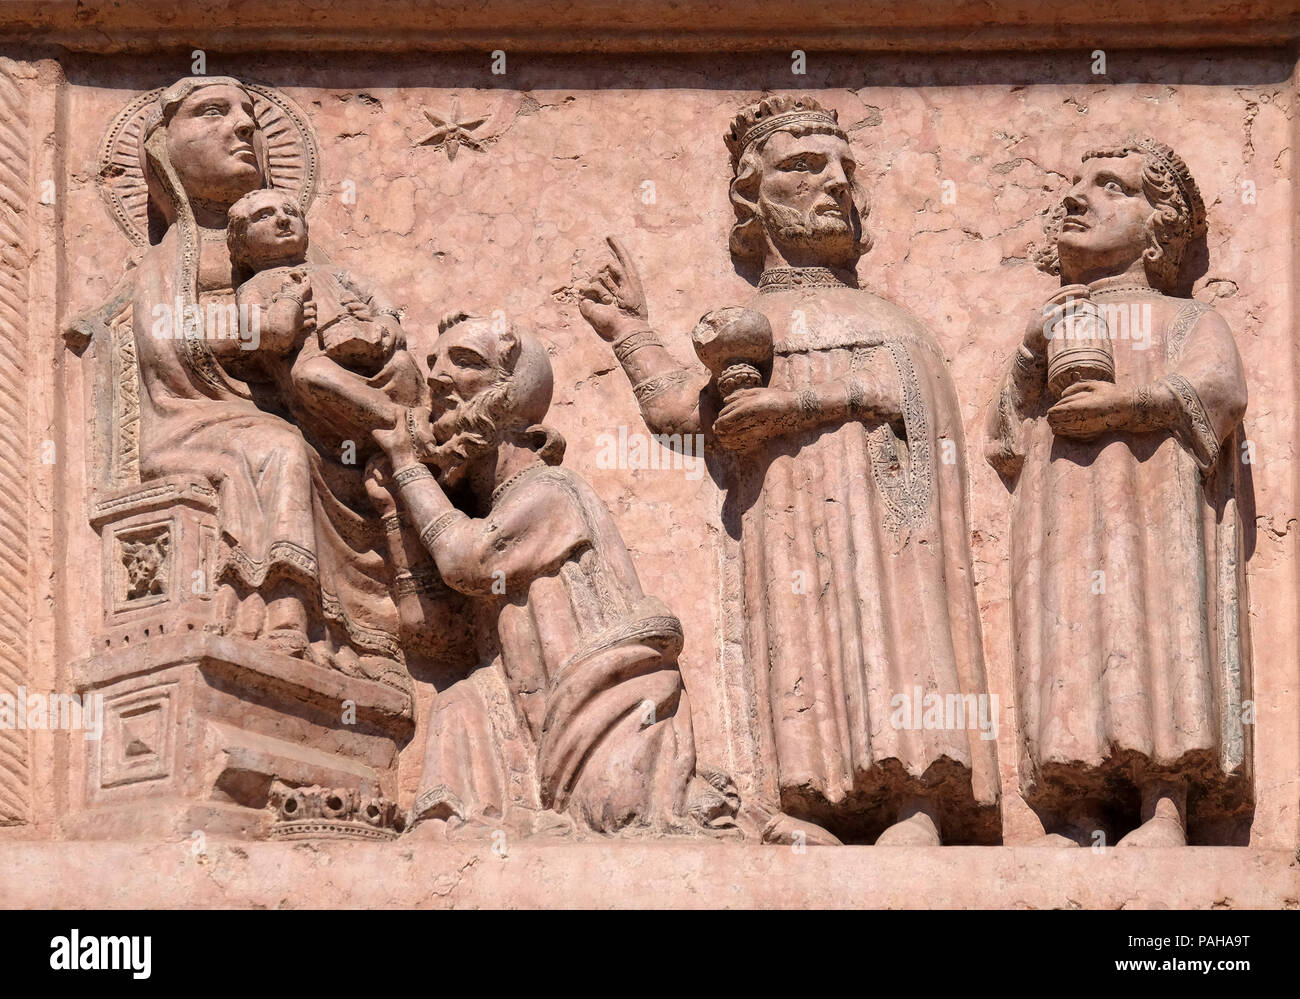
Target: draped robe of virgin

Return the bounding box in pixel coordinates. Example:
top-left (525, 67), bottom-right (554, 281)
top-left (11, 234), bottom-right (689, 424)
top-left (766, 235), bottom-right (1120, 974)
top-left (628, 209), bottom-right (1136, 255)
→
top-left (131, 223), bottom-right (404, 671)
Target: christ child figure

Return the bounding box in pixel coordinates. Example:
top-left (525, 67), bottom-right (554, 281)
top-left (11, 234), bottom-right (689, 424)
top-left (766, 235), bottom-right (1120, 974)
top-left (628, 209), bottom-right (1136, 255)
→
top-left (227, 187), bottom-right (425, 460)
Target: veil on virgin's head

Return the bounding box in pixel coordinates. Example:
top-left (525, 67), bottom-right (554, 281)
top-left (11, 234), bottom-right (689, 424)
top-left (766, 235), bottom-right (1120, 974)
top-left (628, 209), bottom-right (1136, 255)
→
top-left (138, 76), bottom-right (272, 245)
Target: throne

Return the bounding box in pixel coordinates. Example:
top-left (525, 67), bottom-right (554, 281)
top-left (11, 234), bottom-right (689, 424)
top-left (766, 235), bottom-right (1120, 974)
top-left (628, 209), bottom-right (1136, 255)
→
top-left (60, 291), bottom-right (413, 840)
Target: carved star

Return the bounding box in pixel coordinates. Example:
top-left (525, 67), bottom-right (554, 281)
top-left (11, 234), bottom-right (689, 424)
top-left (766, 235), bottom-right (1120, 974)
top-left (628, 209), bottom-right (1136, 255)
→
top-left (416, 98), bottom-right (488, 161)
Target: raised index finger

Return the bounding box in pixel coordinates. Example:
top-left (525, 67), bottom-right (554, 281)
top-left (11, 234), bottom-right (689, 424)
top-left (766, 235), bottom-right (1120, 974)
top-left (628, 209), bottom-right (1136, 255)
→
top-left (605, 236), bottom-right (634, 278)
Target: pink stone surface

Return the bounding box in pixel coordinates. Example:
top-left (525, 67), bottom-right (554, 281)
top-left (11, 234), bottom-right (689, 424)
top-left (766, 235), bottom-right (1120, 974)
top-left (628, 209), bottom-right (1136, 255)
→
top-left (0, 2), bottom-right (1296, 907)
top-left (49, 70), bottom-right (1300, 838)
top-left (0, 842), bottom-right (1296, 910)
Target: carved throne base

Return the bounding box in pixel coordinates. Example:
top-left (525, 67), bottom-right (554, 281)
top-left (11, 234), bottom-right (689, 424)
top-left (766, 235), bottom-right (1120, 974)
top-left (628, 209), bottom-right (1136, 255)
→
top-left (63, 632), bottom-right (414, 841)
top-left (89, 473), bottom-right (222, 648)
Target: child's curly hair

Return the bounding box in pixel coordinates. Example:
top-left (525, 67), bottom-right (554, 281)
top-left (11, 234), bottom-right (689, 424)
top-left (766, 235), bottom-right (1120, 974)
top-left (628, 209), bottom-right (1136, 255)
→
top-left (1032, 138), bottom-right (1206, 293)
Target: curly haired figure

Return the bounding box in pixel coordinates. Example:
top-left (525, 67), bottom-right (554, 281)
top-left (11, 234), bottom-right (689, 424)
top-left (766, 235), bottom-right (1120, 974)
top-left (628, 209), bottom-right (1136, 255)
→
top-left (987, 139), bottom-right (1252, 846)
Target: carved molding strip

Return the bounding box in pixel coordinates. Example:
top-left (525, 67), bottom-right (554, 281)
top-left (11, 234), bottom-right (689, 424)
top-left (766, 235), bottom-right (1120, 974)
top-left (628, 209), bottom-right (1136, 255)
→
top-left (2, 3), bottom-right (1295, 53)
top-left (0, 63), bottom-right (30, 825)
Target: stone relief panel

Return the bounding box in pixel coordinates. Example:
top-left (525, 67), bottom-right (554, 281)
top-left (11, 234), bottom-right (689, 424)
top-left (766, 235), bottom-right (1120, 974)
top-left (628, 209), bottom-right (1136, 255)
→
top-left (38, 50), bottom-right (1291, 853)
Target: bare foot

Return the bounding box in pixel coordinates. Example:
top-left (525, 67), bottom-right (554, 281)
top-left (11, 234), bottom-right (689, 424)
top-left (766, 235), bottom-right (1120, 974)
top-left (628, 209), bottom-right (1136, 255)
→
top-left (875, 810), bottom-right (941, 846)
top-left (1112, 811), bottom-right (1185, 842)
top-left (230, 590), bottom-right (266, 640)
top-left (761, 813), bottom-right (843, 846)
top-left (404, 817), bottom-right (452, 842)
top-left (519, 809), bottom-right (576, 839)
top-left (1118, 787), bottom-right (1187, 847)
top-left (1025, 832), bottom-right (1082, 848)
top-left (265, 588), bottom-right (310, 636)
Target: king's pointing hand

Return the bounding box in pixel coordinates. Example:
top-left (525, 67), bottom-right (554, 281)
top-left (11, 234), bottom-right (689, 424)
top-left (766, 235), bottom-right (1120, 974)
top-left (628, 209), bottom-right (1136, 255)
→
top-left (578, 235), bottom-right (649, 342)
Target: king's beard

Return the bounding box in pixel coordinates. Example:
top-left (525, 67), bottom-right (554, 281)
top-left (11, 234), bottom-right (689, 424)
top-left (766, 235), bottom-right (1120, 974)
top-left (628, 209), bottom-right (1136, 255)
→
top-left (758, 195), bottom-right (858, 269)
top-left (429, 378), bottom-right (511, 481)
